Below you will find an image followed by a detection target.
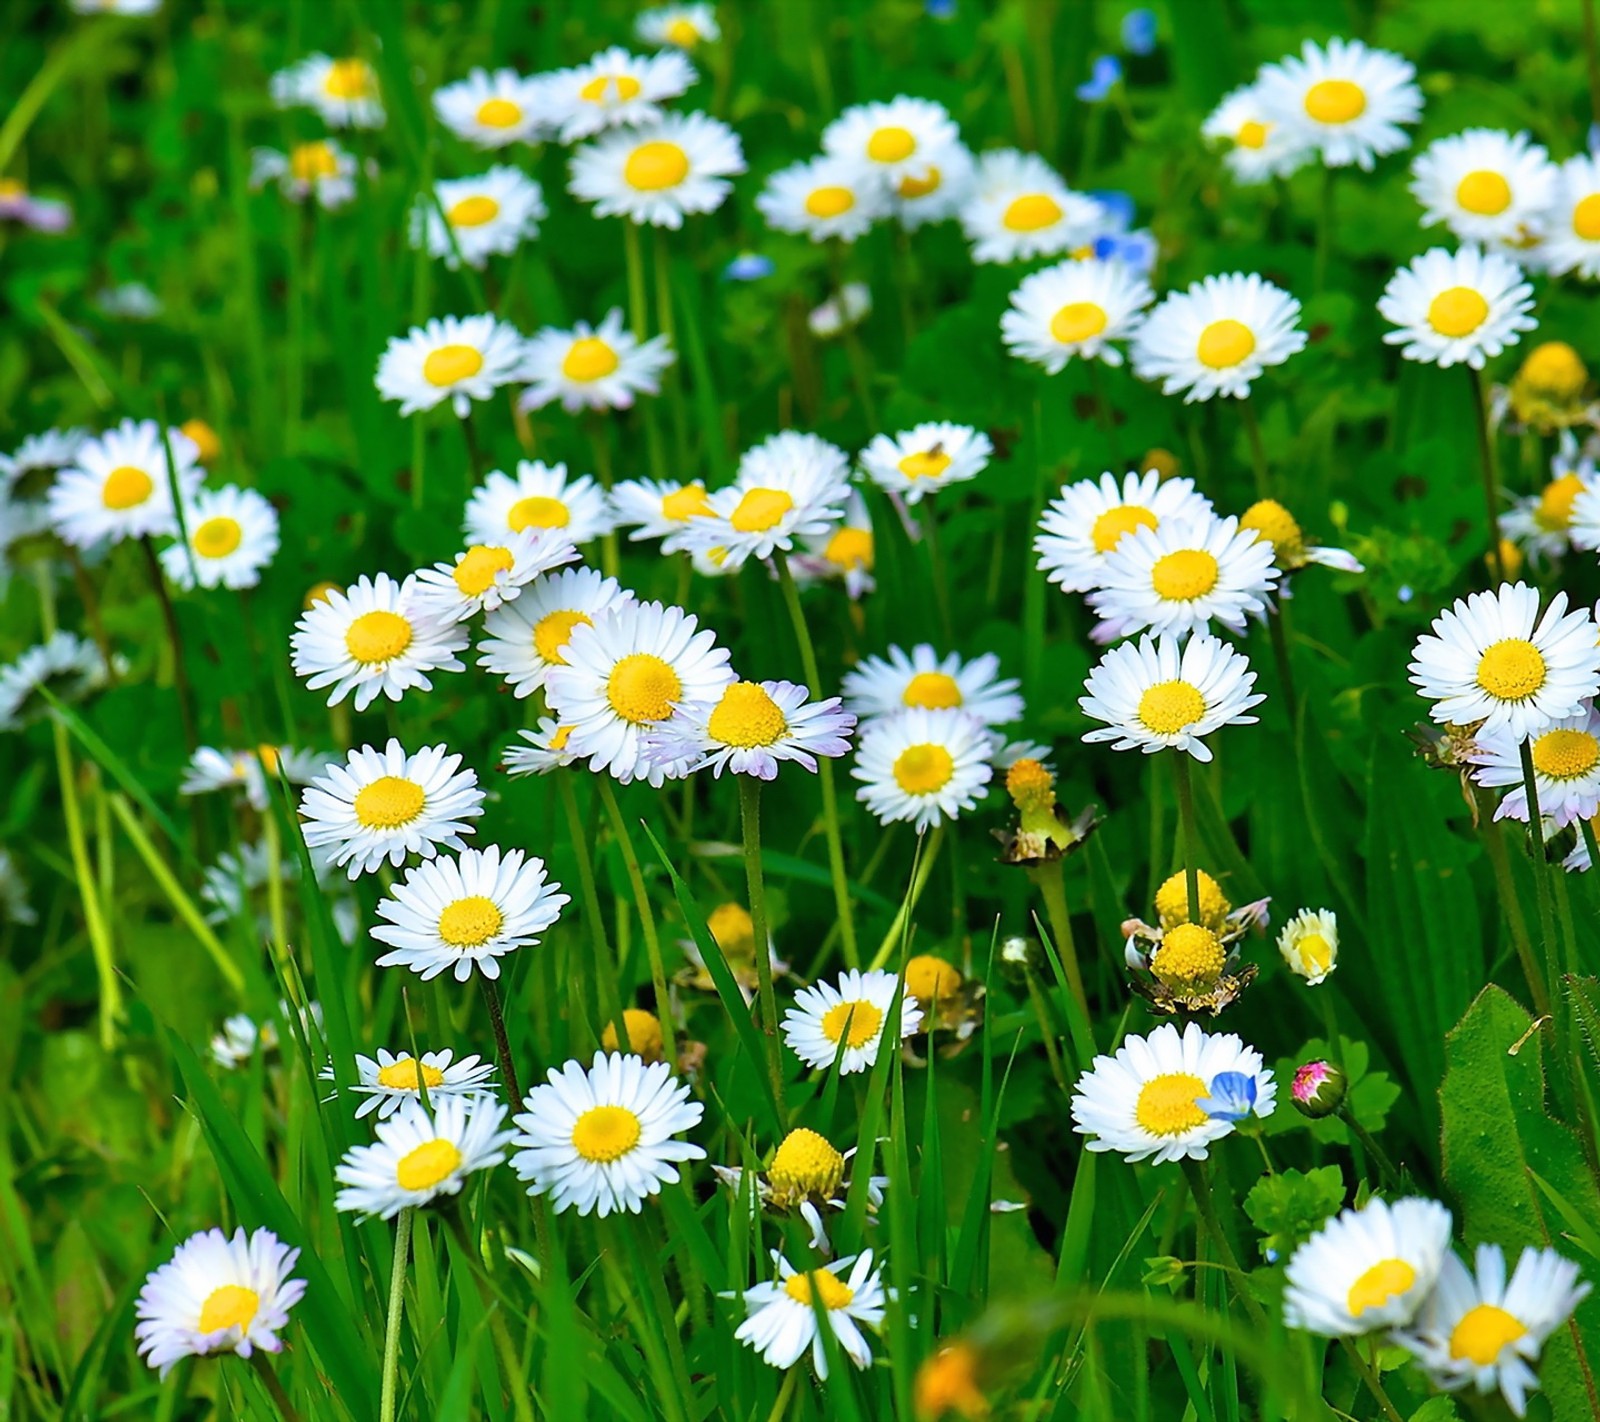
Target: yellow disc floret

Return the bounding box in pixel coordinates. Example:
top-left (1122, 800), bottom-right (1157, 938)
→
top-left (1154, 868), bottom-right (1230, 931)
top-left (1149, 923), bottom-right (1226, 988)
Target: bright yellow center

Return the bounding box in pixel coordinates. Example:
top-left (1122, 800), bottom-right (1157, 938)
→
top-left (1149, 923), bottom-right (1226, 987)
top-left (1535, 473), bottom-right (1585, 530)
top-left (1002, 193), bottom-right (1063, 232)
top-left (1450, 1304), bottom-right (1527, 1364)
top-left (580, 73), bottom-right (642, 104)
top-left (508, 496), bottom-right (570, 531)
top-left (1150, 548), bottom-right (1220, 600)
top-left (729, 487), bottom-right (793, 533)
top-left (785, 1268), bottom-right (854, 1310)
top-left (1133, 1073), bottom-right (1209, 1136)
top-left (193, 516), bottom-right (243, 559)
top-left (562, 337), bottom-right (620, 382)
top-left (345, 609), bottom-right (412, 665)
top-left (395, 1138), bottom-right (462, 1191)
top-left (902, 671), bottom-right (962, 709)
top-left (769, 1127), bottom-right (846, 1199)
top-left (1196, 319), bottom-right (1256, 369)
top-left (437, 895), bottom-right (504, 948)
top-left (1138, 680), bottom-right (1207, 735)
top-left (893, 742), bottom-right (955, 794)
top-left (661, 483), bottom-right (710, 520)
top-left (422, 344), bottom-right (484, 387)
top-left (867, 126), bottom-right (916, 163)
top-left (376, 1057), bottom-right (446, 1091)
top-left (533, 608), bottom-right (591, 664)
top-left (709, 902), bottom-right (755, 953)
top-left (600, 1008), bottom-right (664, 1058)
top-left (825, 527), bottom-right (873, 569)
top-left (323, 58), bottom-right (373, 100)
top-left (1050, 301), bottom-right (1108, 344)
top-left (1303, 78), bottom-right (1365, 124)
top-left (549, 724), bottom-right (574, 750)
top-left (1294, 932), bottom-right (1334, 976)
top-left (290, 141), bottom-right (340, 182)
top-left (102, 465), bottom-right (154, 510)
top-left (898, 448), bottom-right (953, 481)
top-left (1236, 119), bottom-right (1269, 149)
top-left (476, 97), bottom-right (522, 128)
top-left (1522, 341), bottom-right (1588, 396)
top-left (1476, 638), bottom-right (1547, 701)
top-left (1532, 727), bottom-right (1600, 779)
top-left (624, 141), bottom-right (689, 191)
top-left (821, 999), bottom-right (884, 1048)
top-left (1427, 286), bottom-right (1489, 339)
top-left (1006, 757), bottom-right (1054, 806)
top-left (353, 775), bottom-right (426, 829)
top-left (665, 17), bottom-right (701, 45)
top-left (707, 681), bottom-right (788, 747)
top-left (897, 166), bottom-right (942, 198)
top-left (1456, 169), bottom-right (1512, 216)
top-left (606, 652), bottom-right (682, 724)
top-left (451, 544), bottom-right (514, 597)
top-left (805, 185), bottom-right (856, 218)
top-left (448, 194), bottom-right (501, 228)
top-left (1574, 194), bottom-right (1600, 240)
top-left (1155, 869), bottom-right (1229, 930)
top-left (1240, 498), bottom-right (1305, 561)
top-left (256, 745), bottom-right (281, 775)
top-left (571, 1104), bottom-right (642, 1162)
top-left (1091, 503), bottom-right (1157, 553)
top-left (1346, 1258), bottom-right (1417, 1317)
top-left (905, 953), bottom-right (962, 1002)
top-left (198, 1285), bottom-right (260, 1334)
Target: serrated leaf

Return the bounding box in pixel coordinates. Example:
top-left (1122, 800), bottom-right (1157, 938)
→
top-left (1243, 1165), bottom-right (1346, 1259)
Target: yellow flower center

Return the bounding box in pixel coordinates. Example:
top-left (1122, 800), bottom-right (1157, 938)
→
top-left (1240, 498), bottom-right (1305, 561)
top-left (1002, 193), bottom-right (1063, 232)
top-left (661, 483), bottom-right (710, 520)
top-left (1137, 680), bottom-right (1207, 735)
top-left (600, 1008), bottom-right (665, 1059)
top-left (729, 487), bottom-right (794, 533)
top-left (421, 344), bottom-right (484, 387)
top-left (623, 141), bottom-right (689, 191)
top-left (453, 544), bottom-right (515, 597)
top-left (606, 652), bottom-right (682, 724)
top-left (768, 1127), bottom-right (846, 1199)
top-left (1236, 119), bottom-right (1269, 149)
top-left (1521, 341), bottom-right (1588, 396)
top-left (344, 609), bottom-right (413, 665)
top-left (476, 97), bottom-right (522, 128)
top-left (533, 608), bottom-right (591, 664)
top-left (1346, 1258), bottom-right (1417, 1317)
top-left (1573, 193), bottom-right (1600, 241)
top-left (549, 724), bottom-right (574, 750)
top-left (804, 185), bottom-right (856, 218)
top-left (1535, 473), bottom-right (1585, 531)
top-left (1456, 169), bottom-right (1512, 216)
top-left (897, 166), bottom-right (942, 198)
top-left (1449, 1303), bottom-right (1527, 1364)
top-left (256, 745), bottom-right (281, 775)
top-left (448, 194), bottom-right (501, 228)
top-left (821, 999), bottom-right (884, 1048)
top-left (1005, 757), bottom-right (1054, 807)
top-left (580, 73), bottom-right (643, 104)
top-left (1427, 286), bottom-right (1489, 339)
top-left (509, 496), bottom-right (570, 531)
top-left (892, 742), bottom-right (955, 794)
top-left (198, 1284), bottom-right (260, 1334)
top-left (1090, 503), bottom-right (1157, 553)
top-left (1531, 727), bottom-right (1600, 779)
top-left (289, 141), bottom-right (340, 182)
top-left (376, 1057), bottom-right (446, 1091)
top-left (1475, 637), bottom-right (1547, 701)
top-left (181, 417), bottom-right (221, 462)
top-left (1155, 868), bottom-right (1229, 930)
top-left (707, 681), bottom-right (788, 747)
top-left (437, 895), bottom-right (504, 948)
top-left (1133, 1072), bottom-right (1210, 1136)
top-left (902, 671), bottom-right (962, 709)
top-left (898, 448), bottom-right (953, 481)
top-left (395, 1138), bottom-right (462, 1191)
top-left (1294, 932), bottom-right (1334, 976)
top-left (1050, 300), bottom-right (1108, 344)
top-left (867, 125), bottom-right (916, 163)
top-left (1150, 548), bottom-right (1220, 601)
top-left (665, 17), bottom-right (701, 45)
top-left (1149, 923), bottom-right (1226, 987)
top-left (353, 775), bottom-right (426, 829)
top-left (709, 902), bottom-right (755, 953)
top-left (1196, 318), bottom-right (1256, 370)
top-left (102, 465), bottom-right (154, 510)
top-left (562, 337), bottom-right (620, 382)
top-left (193, 516), bottom-right (243, 559)
top-left (322, 58), bottom-right (373, 100)
top-left (825, 526), bottom-right (873, 570)
top-left (784, 1267), bottom-right (855, 1310)
top-left (571, 1104), bottom-right (642, 1162)
top-left (905, 953), bottom-right (962, 1002)
top-left (1303, 78), bottom-right (1366, 124)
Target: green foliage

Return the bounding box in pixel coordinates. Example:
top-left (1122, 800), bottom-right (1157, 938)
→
top-left (1243, 1165), bottom-right (1345, 1260)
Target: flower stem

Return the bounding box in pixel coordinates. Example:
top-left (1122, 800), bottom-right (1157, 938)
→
top-left (1178, 1157), bottom-right (1266, 1326)
top-left (139, 534), bottom-right (198, 752)
top-left (1339, 1104), bottom-right (1400, 1188)
top-left (443, 1211), bottom-right (540, 1422)
top-left (379, 1207), bottom-right (414, 1422)
top-left (737, 776), bottom-right (784, 1101)
top-left (623, 221), bottom-right (648, 341)
top-left (248, 1353), bottom-right (304, 1422)
top-left (556, 771), bottom-right (628, 1050)
top-left (1239, 399), bottom-right (1270, 499)
top-left (1518, 737), bottom-right (1560, 992)
top-left (1339, 1338), bottom-right (1404, 1422)
top-left (479, 976), bottom-right (522, 1108)
top-left (1470, 366), bottom-right (1505, 584)
top-left (54, 713), bottom-right (120, 1047)
top-left (1171, 754), bottom-right (1202, 924)
top-left (1028, 861), bottom-right (1091, 1043)
top-left (1085, 358), bottom-right (1122, 472)
top-left (1268, 606), bottom-right (1300, 731)
top-left (1313, 167), bottom-right (1335, 295)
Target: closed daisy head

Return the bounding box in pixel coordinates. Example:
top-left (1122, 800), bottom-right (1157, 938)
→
top-left (1277, 907), bottom-right (1339, 984)
top-left (412, 530), bottom-right (578, 624)
top-left (851, 706), bottom-right (995, 831)
top-left (1035, 469), bottom-right (1214, 595)
top-left (135, 1227), bottom-right (306, 1378)
top-left (1410, 129), bottom-right (1555, 249)
top-left (334, 1095), bottom-right (513, 1220)
top-left (1079, 632), bottom-right (1265, 762)
top-left (734, 1251), bottom-right (890, 1378)
top-left (269, 53), bottom-right (384, 129)
top-left (645, 679), bottom-right (855, 780)
top-left (345, 1048), bottom-right (496, 1120)
top-left (859, 422), bottom-right (991, 504)
top-left (412, 167), bottom-right (545, 270)
top-left (683, 430), bottom-right (852, 569)
top-left (1002, 257), bottom-right (1154, 373)
top-left (518, 308), bottom-right (675, 414)
top-left (782, 968), bottom-right (922, 1075)
top-left (960, 148), bottom-right (1105, 265)
top-left (1132, 273), bottom-right (1307, 403)
top-left (842, 644), bottom-right (1023, 728)
top-left (48, 417), bottom-right (202, 548)
top-left (160, 485), bottom-right (280, 590)
top-left (375, 314), bottom-right (527, 418)
top-left (478, 564), bottom-right (634, 698)
top-left (432, 68), bottom-right (548, 148)
top-left (756, 155), bottom-right (891, 243)
top-left (535, 46), bottom-right (695, 143)
top-left (1540, 154), bottom-right (1600, 279)
top-left (1070, 1020), bottom-right (1276, 1164)
top-left (1378, 245), bottom-right (1536, 369)
top-left (609, 476), bottom-right (714, 547)
top-left (1256, 37), bottom-right (1421, 171)
top-left (510, 1050), bottom-right (705, 1215)
top-left (464, 460), bottom-right (615, 547)
top-left (1471, 702), bottom-right (1600, 827)
top-left (821, 96), bottom-right (958, 188)
top-left (568, 111), bottom-right (744, 228)
top-left (1202, 83), bottom-right (1313, 184)
top-left (249, 139), bottom-right (362, 209)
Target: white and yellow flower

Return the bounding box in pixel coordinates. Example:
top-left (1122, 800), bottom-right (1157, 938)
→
top-left (822, 96), bottom-right (959, 191)
top-left (269, 53), bottom-right (384, 129)
top-left (518, 308), bottom-right (675, 413)
top-left (0, 631), bottom-right (113, 730)
top-left (1202, 83), bottom-right (1313, 184)
top-left (334, 1095), bottom-right (513, 1220)
top-left (47, 417), bottom-right (202, 548)
top-left (791, 489), bottom-right (878, 599)
top-left (1277, 907), bottom-right (1339, 984)
top-left (1471, 703), bottom-right (1600, 827)
top-left (1001, 257), bottom-right (1154, 372)
top-left (375, 314), bottom-right (527, 418)
top-left (851, 706), bottom-right (995, 830)
top-left (535, 45), bottom-right (696, 143)
top-left (1131, 273), bottom-right (1307, 402)
top-left (411, 167), bottom-right (545, 269)
top-left (890, 139), bottom-right (975, 230)
top-left (859, 422), bottom-right (991, 504)
top-left (1501, 435), bottom-right (1597, 566)
top-left (645, 679), bottom-right (855, 780)
top-left (1035, 469), bottom-right (1213, 595)
top-left (432, 67), bottom-right (548, 148)
top-left (342, 1048), bottom-right (497, 1120)
top-left (1256, 37), bottom-right (1421, 171)
top-left (568, 111), bottom-right (743, 227)
top-left (1539, 154), bottom-right (1600, 280)
top-left (180, 744), bottom-right (323, 812)
top-left (477, 564), bottom-right (633, 698)
top-left (1377, 245), bottom-right (1536, 370)
top-left (463, 460), bottom-right (615, 546)
top-left (609, 476), bottom-right (714, 547)
top-left (756, 156), bottom-right (889, 243)
top-left (411, 530), bottom-right (578, 623)
top-left (782, 968), bottom-right (922, 1075)
top-left (249, 139), bottom-right (363, 209)
top-left (160, 485), bottom-right (280, 590)
top-left (681, 431), bottom-right (851, 569)
top-left (734, 1251), bottom-right (889, 1377)
top-left (959, 148), bottom-right (1104, 265)
top-left (503, 717), bottom-right (582, 777)
top-left (1410, 128), bottom-right (1556, 249)
top-left (636, 4), bottom-right (720, 50)
top-left (843, 644), bottom-right (1022, 728)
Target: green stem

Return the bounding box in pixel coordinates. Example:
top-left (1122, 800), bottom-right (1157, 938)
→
top-left (1479, 791), bottom-right (1550, 1017)
top-left (1313, 167), bottom-right (1335, 295)
top-left (868, 824), bottom-right (944, 971)
top-left (248, 1353), bottom-right (304, 1422)
top-left (1339, 1339), bottom-right (1404, 1422)
top-left (1029, 862), bottom-right (1091, 1040)
top-left (1339, 1105), bottom-right (1400, 1188)
top-left (1178, 1158), bottom-right (1266, 1327)
top-left (1172, 754), bottom-right (1202, 925)
top-left (54, 716), bottom-right (120, 1047)
top-left (920, 498), bottom-right (954, 644)
top-left (1239, 399), bottom-right (1270, 499)
top-left (736, 777), bottom-right (783, 1102)
top-left (1085, 358), bottom-right (1121, 472)
top-left (1268, 606), bottom-right (1299, 731)
top-left (556, 772), bottom-right (626, 1051)
top-left (479, 975), bottom-right (522, 1108)
top-left (443, 1212), bottom-right (540, 1422)
top-left (1518, 738), bottom-right (1560, 991)
top-left (1470, 367), bottom-right (1505, 584)
top-left (765, 1364), bottom-right (801, 1422)
top-left (379, 1208), bottom-right (414, 1422)
top-left (623, 220), bottom-right (648, 341)
top-left (140, 535), bottom-right (198, 752)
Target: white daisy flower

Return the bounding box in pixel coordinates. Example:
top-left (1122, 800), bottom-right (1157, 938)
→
top-left (510, 1050), bottom-right (704, 1215)
top-left (609, 476), bottom-right (714, 547)
top-left (200, 845), bottom-right (357, 944)
top-left (790, 489), bottom-right (878, 600)
top-left (733, 1251), bottom-right (890, 1378)
top-left (959, 148), bottom-right (1105, 265)
top-left (1539, 153), bottom-right (1600, 279)
top-left (517, 308), bottom-right (675, 414)
top-left (375, 314), bottom-right (526, 419)
top-left (2, 427), bottom-right (87, 501)
top-left (1001, 257), bottom-right (1154, 372)
top-left (1088, 513), bottom-right (1280, 639)
top-left (782, 968), bottom-right (923, 1075)
top-left (1410, 129), bottom-right (1556, 249)
top-left (371, 844), bottom-right (569, 983)
top-left (843, 644), bottom-right (1023, 728)
top-left (463, 460), bottom-right (615, 547)
top-left (1277, 906), bottom-right (1340, 984)
top-left (756, 155), bottom-right (890, 243)
top-left (0, 847), bottom-right (36, 926)
top-left (1256, 37), bottom-right (1421, 172)
top-left (1283, 1196), bottom-right (1455, 1335)
top-left (411, 530), bottom-right (579, 624)
top-left (159, 484), bottom-right (280, 590)
top-left (269, 53), bottom-right (384, 129)
top-left (808, 282), bottom-right (872, 338)
top-left (1471, 703), bottom-right (1600, 827)
top-left (180, 744), bottom-right (324, 813)
top-left (568, 111), bottom-right (744, 228)
top-left (334, 1095), bottom-right (514, 1220)
top-left (1071, 1020), bottom-right (1276, 1163)
top-left (821, 96), bottom-right (959, 189)
top-left (47, 417), bottom-right (202, 549)
top-left (535, 46), bottom-right (695, 144)
top-left (299, 739), bottom-right (485, 879)
top-left (432, 68), bottom-right (548, 149)
top-left (1409, 582), bottom-right (1600, 742)
top-left (343, 1048), bottom-right (496, 1120)
top-left (209, 1001), bottom-right (324, 1069)
top-left (645, 679), bottom-right (855, 780)
top-left (1131, 273), bottom-right (1307, 403)
top-left (411, 167), bottom-right (545, 270)
top-left (503, 717), bottom-right (582, 777)
top-left (858, 422), bottom-right (992, 504)
top-left (890, 138), bottom-right (976, 229)
top-left (1202, 83), bottom-right (1313, 184)
top-left (477, 564), bottom-right (634, 698)
top-left (290, 573), bottom-right (467, 712)
top-left (1079, 632), bottom-right (1266, 762)
top-left (249, 139), bottom-right (363, 209)
top-left (1035, 469), bottom-right (1214, 595)
top-left (1396, 1244), bottom-right (1591, 1417)
top-left (636, 3), bottom-right (720, 49)
top-left (1379, 244), bottom-right (1537, 370)
top-left (850, 706), bottom-right (995, 831)
top-left (70, 0), bottom-right (163, 12)
top-left (0, 630), bottom-right (113, 730)
top-left (544, 599), bottom-right (734, 785)
top-left (134, 1227), bottom-right (306, 1378)
top-left (1503, 433), bottom-right (1597, 566)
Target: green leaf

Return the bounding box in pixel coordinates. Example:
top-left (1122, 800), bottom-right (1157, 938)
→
top-left (1243, 1166), bottom-right (1346, 1260)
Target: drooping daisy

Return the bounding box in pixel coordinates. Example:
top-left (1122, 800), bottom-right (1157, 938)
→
top-left (1131, 273), bottom-right (1307, 402)
top-left (1255, 37), bottom-right (1421, 171)
top-left (371, 845), bottom-right (568, 982)
top-left (477, 565), bottom-right (633, 698)
top-left (959, 148), bottom-right (1105, 265)
top-left (609, 476), bottom-right (714, 547)
top-left (0, 631), bottom-right (113, 730)
top-left (1001, 257), bottom-right (1154, 372)
top-left (510, 1050), bottom-right (705, 1215)
top-left (1201, 83), bottom-right (1313, 184)
top-left (1471, 703), bottom-right (1600, 827)
top-left (1410, 129), bottom-right (1556, 249)
top-left (462, 460), bottom-right (615, 547)
top-left (756, 156), bottom-right (890, 243)
top-left (821, 96), bottom-right (959, 190)
top-left (517, 308), bottom-right (675, 414)
top-left (159, 485), bottom-right (280, 590)
top-left (1378, 245), bottom-right (1536, 370)
top-left (411, 530), bottom-right (579, 624)
top-left (851, 706), bottom-right (995, 831)
top-left (299, 739), bottom-right (485, 878)
top-left (249, 139), bottom-right (364, 209)
top-left (1079, 632), bottom-right (1266, 762)
top-left (858, 422), bottom-right (992, 504)
top-left (535, 46), bottom-right (695, 143)
top-left (1035, 469), bottom-right (1214, 595)
top-left (1088, 513), bottom-right (1280, 639)
top-left (1070, 1020), bottom-right (1276, 1164)
top-left (1282, 1196), bottom-right (1455, 1335)
top-left (1237, 498), bottom-right (1365, 580)
top-left (1277, 907), bottom-right (1339, 984)
top-left (334, 1095), bottom-right (513, 1220)
top-left (1504, 436), bottom-right (1600, 566)
top-left (432, 68), bottom-right (548, 149)
top-left (734, 1251), bottom-right (890, 1378)
top-left (134, 1227), bottom-right (306, 1378)
top-left (1540, 154), bottom-right (1600, 280)
top-left (1409, 582), bottom-right (1600, 742)
top-left (343, 1048), bottom-right (496, 1120)
top-left (843, 645), bottom-right (1023, 728)
top-left (1398, 1244), bottom-right (1591, 1417)
top-left (180, 744), bottom-right (324, 813)
top-left (790, 488), bottom-right (879, 599)
top-left (290, 573), bottom-right (467, 711)
top-left (47, 417), bottom-right (202, 548)
top-left (890, 138), bottom-right (976, 230)
top-left (411, 167), bottom-right (546, 270)
top-left (646, 679), bottom-right (856, 780)
top-left (568, 112), bottom-right (744, 228)
top-left (375, 314), bottom-right (527, 419)
top-left (782, 968), bottom-right (923, 1075)
top-left (544, 599), bottom-right (734, 784)
top-left (269, 53), bottom-right (384, 129)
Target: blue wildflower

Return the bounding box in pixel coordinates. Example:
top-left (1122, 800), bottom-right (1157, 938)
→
top-left (1076, 55), bottom-right (1122, 102)
top-left (925, 0), bottom-right (957, 17)
top-left (1089, 189), bottom-right (1137, 230)
top-left (723, 252), bottom-right (774, 282)
top-left (1197, 1071), bottom-right (1258, 1122)
top-left (1121, 8), bottom-right (1157, 56)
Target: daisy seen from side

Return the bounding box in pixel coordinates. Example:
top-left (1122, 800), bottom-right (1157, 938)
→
top-left (1540, 153), bottom-right (1600, 279)
top-left (269, 53), bottom-right (384, 129)
top-left (334, 1095), bottom-right (513, 1220)
top-left (842, 644), bottom-right (1023, 728)
top-left (636, 4), bottom-right (720, 49)
top-left (411, 530), bottom-right (579, 624)
top-left (1470, 702), bottom-right (1600, 826)
top-left (1201, 83), bottom-right (1313, 184)
top-left (249, 140), bottom-right (363, 209)
top-left (645, 679), bottom-right (856, 780)
top-left (344, 1048), bottom-right (496, 1120)
top-left (1277, 907), bottom-right (1340, 984)
top-left (536, 46), bottom-right (695, 143)
top-left (609, 476), bottom-right (714, 547)
top-left (734, 1251), bottom-right (890, 1377)
top-left (180, 744), bottom-right (323, 812)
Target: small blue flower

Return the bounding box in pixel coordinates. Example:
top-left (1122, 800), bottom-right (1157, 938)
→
top-left (1197, 1071), bottom-right (1258, 1122)
top-left (1076, 55), bottom-right (1122, 103)
top-left (1121, 8), bottom-right (1157, 56)
top-left (1089, 189), bottom-right (1137, 230)
top-left (925, 0), bottom-right (957, 17)
top-left (723, 252), bottom-right (774, 282)
top-left (1589, 121), bottom-right (1600, 155)
top-left (1091, 229), bottom-right (1158, 276)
